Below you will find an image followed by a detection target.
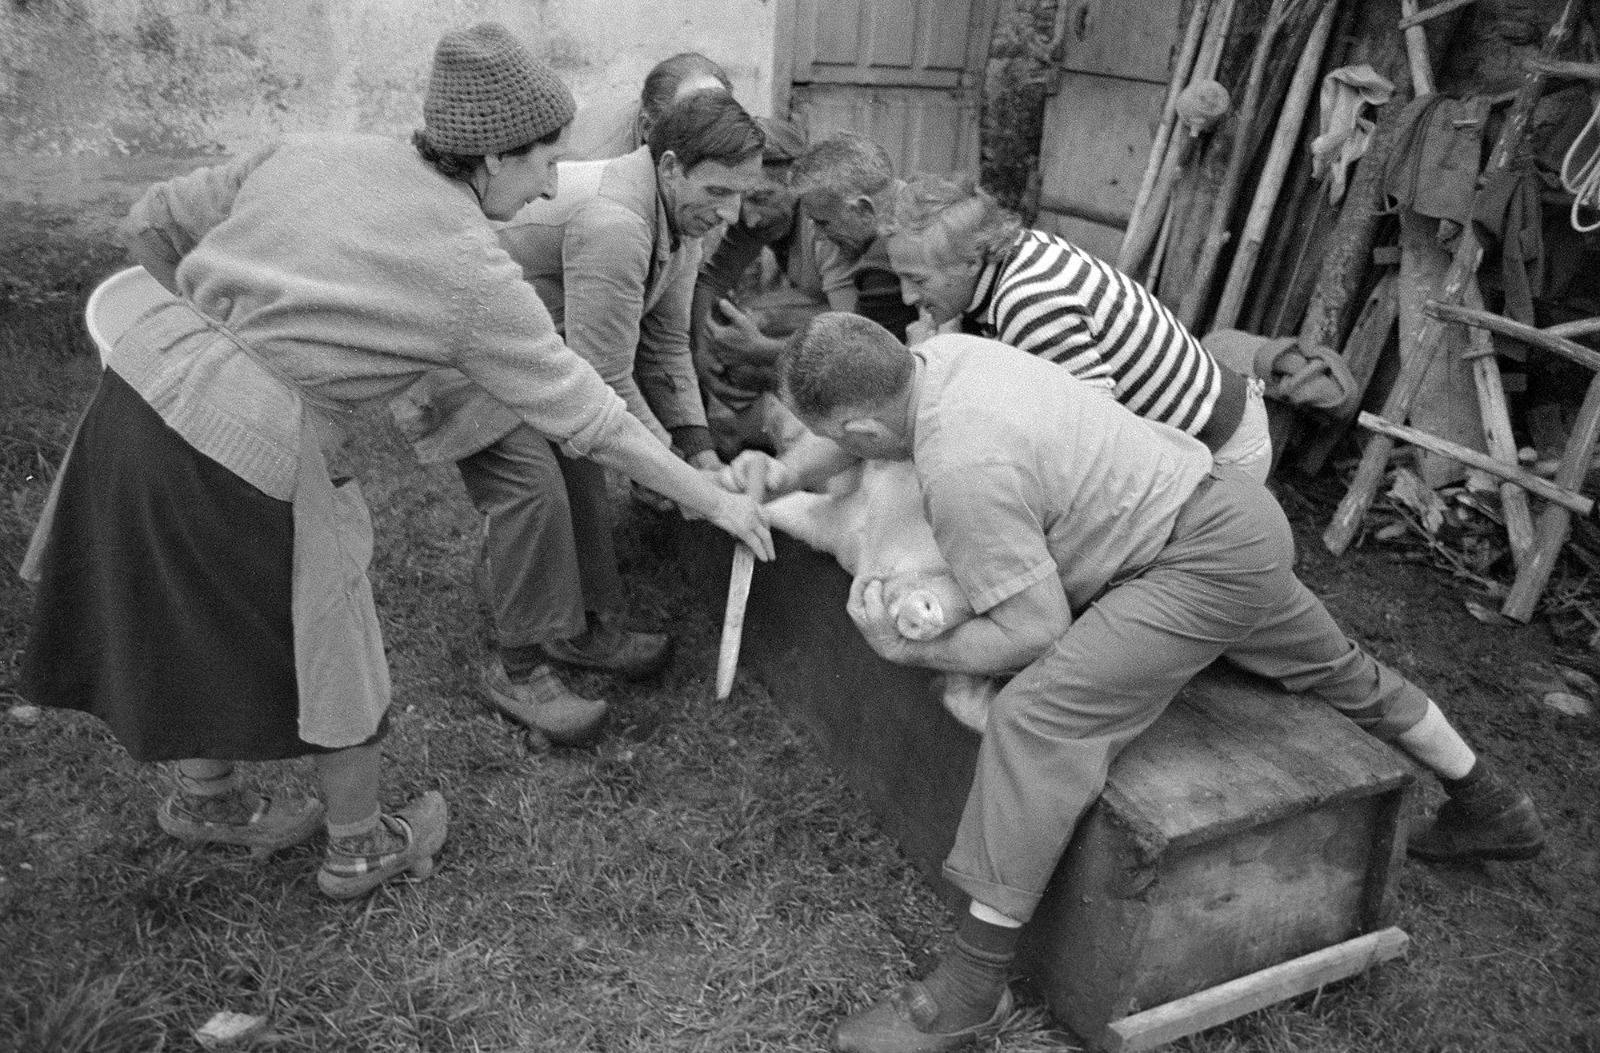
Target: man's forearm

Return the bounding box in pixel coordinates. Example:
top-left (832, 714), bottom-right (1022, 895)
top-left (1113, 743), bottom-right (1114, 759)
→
top-left (777, 433), bottom-right (858, 493)
top-left (892, 615), bottom-right (1048, 675)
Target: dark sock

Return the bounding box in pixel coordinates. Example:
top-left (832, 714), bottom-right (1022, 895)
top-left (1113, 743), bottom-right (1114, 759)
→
top-left (1441, 758), bottom-right (1520, 816)
top-left (914, 920), bottom-right (1017, 1033)
top-left (500, 643), bottom-right (545, 681)
top-left (955, 911), bottom-right (1023, 957)
top-left (1440, 758), bottom-right (1488, 798)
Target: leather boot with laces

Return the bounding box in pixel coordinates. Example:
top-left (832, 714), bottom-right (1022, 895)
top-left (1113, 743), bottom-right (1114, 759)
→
top-left (1408, 788), bottom-right (1546, 862)
top-left (541, 614), bottom-right (671, 680)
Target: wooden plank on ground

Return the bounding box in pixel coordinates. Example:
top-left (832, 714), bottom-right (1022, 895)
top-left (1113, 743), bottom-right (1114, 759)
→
top-left (1099, 927), bottom-right (1410, 1052)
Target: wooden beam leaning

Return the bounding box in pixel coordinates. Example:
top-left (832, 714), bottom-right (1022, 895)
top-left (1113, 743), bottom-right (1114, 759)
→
top-left (1427, 302), bottom-right (1600, 373)
top-left (1099, 928), bottom-right (1410, 1053)
top-left (1322, 0), bottom-right (1581, 555)
top-left (1213, 0), bottom-right (1339, 330)
top-left (1398, 0), bottom-right (1438, 95)
top-left (1120, 0), bottom-right (1239, 279)
top-left (1503, 370), bottom-right (1600, 620)
top-left (1355, 413), bottom-right (1594, 517)
top-left (1177, 0), bottom-right (1302, 329)
top-left (1119, 0), bottom-right (1214, 273)
top-left (1524, 57), bottom-right (1600, 81)
top-left (1456, 286), bottom-right (1537, 563)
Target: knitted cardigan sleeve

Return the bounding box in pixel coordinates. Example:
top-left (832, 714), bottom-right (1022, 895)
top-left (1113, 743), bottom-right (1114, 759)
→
top-left (118, 143), bottom-right (281, 291)
top-left (448, 235), bottom-right (634, 459)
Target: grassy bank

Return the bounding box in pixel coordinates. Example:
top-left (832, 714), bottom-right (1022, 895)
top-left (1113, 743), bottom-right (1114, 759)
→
top-left (1, 288), bottom-right (1597, 1052)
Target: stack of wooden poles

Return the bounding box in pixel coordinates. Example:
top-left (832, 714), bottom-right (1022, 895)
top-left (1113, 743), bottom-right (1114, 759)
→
top-left (1115, 0), bottom-right (1600, 622)
top-left (1118, 0), bottom-right (1343, 334)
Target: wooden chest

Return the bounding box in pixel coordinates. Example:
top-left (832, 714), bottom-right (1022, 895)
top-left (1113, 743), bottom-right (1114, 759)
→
top-left (684, 527), bottom-right (1414, 1049)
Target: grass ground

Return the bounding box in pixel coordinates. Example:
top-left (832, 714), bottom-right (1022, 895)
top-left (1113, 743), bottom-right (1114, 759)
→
top-left (2, 273), bottom-right (1598, 1053)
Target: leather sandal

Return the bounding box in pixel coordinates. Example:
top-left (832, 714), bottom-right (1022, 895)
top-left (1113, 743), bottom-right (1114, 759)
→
top-left (318, 791), bottom-right (449, 900)
top-left (157, 791), bottom-right (324, 858)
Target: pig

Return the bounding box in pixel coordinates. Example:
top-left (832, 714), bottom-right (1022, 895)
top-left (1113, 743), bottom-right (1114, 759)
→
top-left (763, 459), bottom-right (1001, 732)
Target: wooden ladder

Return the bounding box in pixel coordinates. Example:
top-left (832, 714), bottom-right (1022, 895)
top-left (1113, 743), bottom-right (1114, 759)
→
top-left (1322, 0), bottom-right (1594, 622)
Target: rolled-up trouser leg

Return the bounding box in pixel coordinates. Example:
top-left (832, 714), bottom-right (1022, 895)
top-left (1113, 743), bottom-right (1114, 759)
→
top-left (456, 426), bottom-right (587, 649)
top-left (942, 468), bottom-right (1428, 923)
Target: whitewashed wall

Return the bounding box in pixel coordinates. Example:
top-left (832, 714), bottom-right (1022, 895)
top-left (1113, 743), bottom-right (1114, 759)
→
top-left (0, 0), bottom-right (777, 158)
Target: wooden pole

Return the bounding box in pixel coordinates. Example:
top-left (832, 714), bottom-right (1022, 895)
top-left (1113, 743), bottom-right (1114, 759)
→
top-left (1294, 270), bottom-right (1401, 476)
top-left (1177, 0), bottom-right (1300, 330)
top-left (1212, 0), bottom-right (1339, 331)
top-left (1503, 371), bottom-right (1600, 620)
top-left (1120, 0), bottom-right (1240, 278)
top-left (1354, 413), bottom-right (1594, 517)
top-left (1100, 928), bottom-right (1410, 1053)
top-left (1455, 283), bottom-right (1537, 563)
top-left (1427, 301), bottom-right (1600, 372)
top-left (1295, 104), bottom-right (1405, 351)
top-left (1120, 0), bottom-right (1214, 271)
top-left (1399, 0), bottom-right (1437, 96)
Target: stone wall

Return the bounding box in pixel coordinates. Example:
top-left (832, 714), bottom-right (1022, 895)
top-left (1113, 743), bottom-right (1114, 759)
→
top-left (0, 0), bottom-right (778, 304)
top-left (0, 0), bottom-right (776, 156)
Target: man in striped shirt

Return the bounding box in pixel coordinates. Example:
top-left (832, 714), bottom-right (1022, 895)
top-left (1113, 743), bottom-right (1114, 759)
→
top-left (885, 174), bottom-right (1273, 481)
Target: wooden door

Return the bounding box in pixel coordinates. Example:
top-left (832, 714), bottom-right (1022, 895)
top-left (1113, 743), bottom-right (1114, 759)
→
top-left (777, 0), bottom-right (1001, 178)
top-left (1035, 0), bottom-right (1184, 262)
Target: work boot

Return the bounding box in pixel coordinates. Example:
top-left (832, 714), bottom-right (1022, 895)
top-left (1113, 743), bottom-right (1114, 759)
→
top-left (1408, 785), bottom-right (1546, 862)
top-left (541, 614), bottom-right (671, 680)
top-left (157, 788), bottom-right (324, 857)
top-left (318, 792), bottom-right (449, 900)
top-left (836, 928), bottom-right (1015, 1053)
top-left (833, 984), bottom-right (1013, 1053)
top-left (480, 661), bottom-right (609, 748)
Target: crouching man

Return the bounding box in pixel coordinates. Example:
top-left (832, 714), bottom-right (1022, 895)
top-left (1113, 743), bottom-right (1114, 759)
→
top-left (724, 313), bottom-right (1545, 1053)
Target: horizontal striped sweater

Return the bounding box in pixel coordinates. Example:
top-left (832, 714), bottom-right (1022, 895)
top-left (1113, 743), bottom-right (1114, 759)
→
top-left (962, 229), bottom-right (1244, 448)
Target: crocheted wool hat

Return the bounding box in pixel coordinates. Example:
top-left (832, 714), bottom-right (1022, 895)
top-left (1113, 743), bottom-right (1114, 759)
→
top-left (423, 22), bottom-right (576, 155)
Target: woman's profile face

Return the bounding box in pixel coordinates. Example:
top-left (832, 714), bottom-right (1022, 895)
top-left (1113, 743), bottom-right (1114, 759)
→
top-left (477, 125), bottom-right (572, 221)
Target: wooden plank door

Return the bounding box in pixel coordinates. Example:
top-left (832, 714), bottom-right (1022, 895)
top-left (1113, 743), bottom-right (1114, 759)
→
top-left (1036, 0), bottom-right (1184, 262)
top-left (778, 0), bottom-right (1001, 178)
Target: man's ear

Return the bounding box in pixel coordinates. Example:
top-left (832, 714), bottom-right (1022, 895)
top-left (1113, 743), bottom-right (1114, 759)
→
top-left (840, 416), bottom-right (894, 442)
top-left (850, 194), bottom-right (877, 220)
top-left (657, 150), bottom-right (683, 182)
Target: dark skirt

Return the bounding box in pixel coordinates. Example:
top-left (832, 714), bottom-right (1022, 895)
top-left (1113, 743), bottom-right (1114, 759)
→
top-left (21, 369), bottom-right (385, 762)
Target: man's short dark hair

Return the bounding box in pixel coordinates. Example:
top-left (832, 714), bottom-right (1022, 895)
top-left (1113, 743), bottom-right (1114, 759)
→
top-left (779, 313), bottom-right (912, 421)
top-left (789, 132), bottom-right (894, 203)
top-left (639, 52), bottom-right (733, 125)
top-left (648, 91), bottom-right (765, 172)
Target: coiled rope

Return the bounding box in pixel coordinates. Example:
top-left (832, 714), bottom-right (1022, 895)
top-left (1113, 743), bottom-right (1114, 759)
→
top-left (1560, 92), bottom-right (1600, 232)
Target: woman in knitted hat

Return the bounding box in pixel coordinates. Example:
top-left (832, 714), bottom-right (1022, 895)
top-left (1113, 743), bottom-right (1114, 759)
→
top-left (18, 21), bottom-right (773, 901)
